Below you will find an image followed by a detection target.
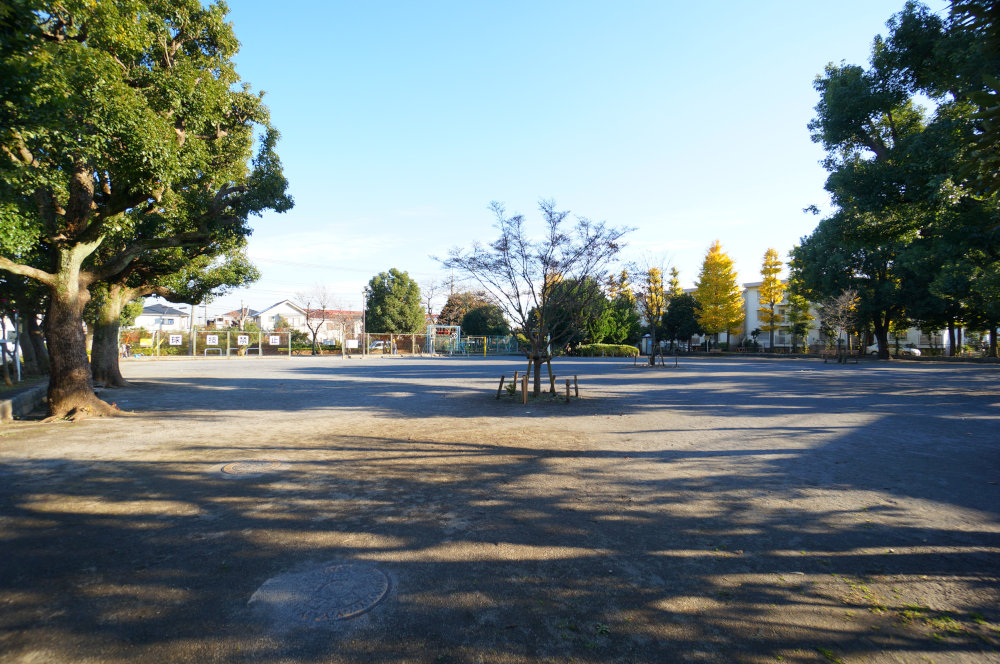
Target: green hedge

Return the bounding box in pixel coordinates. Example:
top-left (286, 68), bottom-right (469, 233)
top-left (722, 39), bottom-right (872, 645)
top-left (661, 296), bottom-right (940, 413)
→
top-left (575, 343), bottom-right (639, 357)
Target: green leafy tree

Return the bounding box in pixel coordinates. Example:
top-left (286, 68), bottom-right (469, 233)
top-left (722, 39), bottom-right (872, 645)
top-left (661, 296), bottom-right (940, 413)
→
top-left (795, 2), bottom-right (1000, 360)
top-left (694, 241), bottom-right (744, 347)
top-left (600, 270), bottom-right (641, 345)
top-left (438, 291), bottom-right (490, 326)
top-left (461, 304), bottom-right (510, 336)
top-left (88, 243), bottom-right (260, 386)
top-left (0, 1), bottom-right (291, 417)
top-left (538, 277), bottom-right (611, 349)
top-left (757, 248), bottom-right (786, 349)
top-left (784, 289), bottom-right (815, 353)
top-left (661, 293), bottom-right (702, 350)
top-left (442, 199), bottom-right (630, 396)
top-left (366, 268), bottom-right (424, 334)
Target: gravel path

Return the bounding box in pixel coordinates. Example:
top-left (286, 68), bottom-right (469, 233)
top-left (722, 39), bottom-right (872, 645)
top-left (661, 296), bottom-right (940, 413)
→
top-left (0, 355), bottom-right (997, 663)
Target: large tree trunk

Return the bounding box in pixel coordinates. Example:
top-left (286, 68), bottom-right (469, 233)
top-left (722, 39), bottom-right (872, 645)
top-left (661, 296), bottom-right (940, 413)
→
top-left (91, 284), bottom-right (130, 387)
top-left (24, 305), bottom-right (49, 373)
top-left (44, 286), bottom-right (116, 419)
top-left (873, 316), bottom-right (891, 360)
top-left (989, 325), bottom-right (997, 358)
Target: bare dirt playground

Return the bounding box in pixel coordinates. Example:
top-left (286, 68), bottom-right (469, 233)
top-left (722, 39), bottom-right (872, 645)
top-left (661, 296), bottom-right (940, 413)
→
top-left (0, 355), bottom-right (997, 663)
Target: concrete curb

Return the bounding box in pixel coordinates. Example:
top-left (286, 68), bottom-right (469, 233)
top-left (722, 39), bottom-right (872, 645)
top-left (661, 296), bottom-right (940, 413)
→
top-left (0, 381), bottom-right (47, 422)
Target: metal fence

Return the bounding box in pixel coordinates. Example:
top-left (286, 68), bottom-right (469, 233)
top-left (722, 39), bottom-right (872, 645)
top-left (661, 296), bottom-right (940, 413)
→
top-left (119, 330), bottom-right (292, 357)
top-left (117, 330), bottom-right (520, 358)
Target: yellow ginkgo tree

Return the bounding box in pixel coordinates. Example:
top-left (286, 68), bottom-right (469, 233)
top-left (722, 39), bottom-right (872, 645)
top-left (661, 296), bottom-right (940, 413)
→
top-left (694, 240), bottom-right (744, 349)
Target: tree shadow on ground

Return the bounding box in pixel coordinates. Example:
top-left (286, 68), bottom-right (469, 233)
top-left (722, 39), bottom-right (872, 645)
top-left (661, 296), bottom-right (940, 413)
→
top-left (1, 408), bottom-right (998, 662)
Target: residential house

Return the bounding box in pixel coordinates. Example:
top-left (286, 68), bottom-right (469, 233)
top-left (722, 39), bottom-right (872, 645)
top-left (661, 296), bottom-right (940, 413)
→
top-left (134, 304), bottom-right (190, 332)
top-left (211, 307), bottom-right (260, 330)
top-left (254, 300), bottom-right (364, 344)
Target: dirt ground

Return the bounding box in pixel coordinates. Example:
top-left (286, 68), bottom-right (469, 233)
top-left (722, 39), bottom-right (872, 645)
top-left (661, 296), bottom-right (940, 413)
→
top-left (0, 355), bottom-right (997, 664)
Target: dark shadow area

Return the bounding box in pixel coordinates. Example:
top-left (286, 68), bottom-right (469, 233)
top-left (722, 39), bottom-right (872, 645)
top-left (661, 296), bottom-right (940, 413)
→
top-left (1, 400), bottom-right (998, 662)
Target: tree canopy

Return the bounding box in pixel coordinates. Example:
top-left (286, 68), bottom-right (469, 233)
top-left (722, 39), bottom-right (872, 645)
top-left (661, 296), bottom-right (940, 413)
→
top-left (461, 304), bottom-right (510, 336)
top-left (694, 240), bottom-right (744, 340)
top-left (757, 248), bottom-right (786, 349)
top-left (791, 0), bottom-right (1000, 358)
top-left (365, 268), bottom-right (424, 334)
top-left (0, 0), bottom-right (292, 416)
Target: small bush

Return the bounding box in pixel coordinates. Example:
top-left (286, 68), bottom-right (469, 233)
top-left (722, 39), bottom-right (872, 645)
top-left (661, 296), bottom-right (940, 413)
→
top-left (575, 343), bottom-right (639, 358)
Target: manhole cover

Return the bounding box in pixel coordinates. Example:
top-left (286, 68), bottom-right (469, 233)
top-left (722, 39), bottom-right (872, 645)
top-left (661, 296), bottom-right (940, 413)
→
top-left (221, 460), bottom-right (283, 476)
top-left (249, 563), bottom-right (390, 624)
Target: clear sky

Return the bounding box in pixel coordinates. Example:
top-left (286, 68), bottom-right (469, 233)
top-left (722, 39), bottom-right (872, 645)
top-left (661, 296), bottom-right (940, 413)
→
top-left (178, 0), bottom-right (949, 320)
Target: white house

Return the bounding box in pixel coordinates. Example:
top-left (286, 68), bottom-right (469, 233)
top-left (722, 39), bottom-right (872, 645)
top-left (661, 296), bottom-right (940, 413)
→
top-left (134, 304), bottom-right (190, 332)
top-left (254, 300), bottom-right (308, 331)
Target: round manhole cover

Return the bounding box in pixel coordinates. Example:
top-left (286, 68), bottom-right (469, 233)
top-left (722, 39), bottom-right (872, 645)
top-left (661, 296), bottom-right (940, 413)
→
top-left (221, 460), bottom-right (283, 476)
top-left (250, 563), bottom-right (390, 624)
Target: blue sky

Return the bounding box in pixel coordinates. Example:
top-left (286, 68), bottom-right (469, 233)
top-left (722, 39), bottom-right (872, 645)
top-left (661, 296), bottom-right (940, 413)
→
top-left (185, 0), bottom-right (949, 319)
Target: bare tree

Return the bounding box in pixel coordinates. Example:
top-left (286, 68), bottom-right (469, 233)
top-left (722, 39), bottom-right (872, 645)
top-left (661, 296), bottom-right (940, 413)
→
top-left (818, 288), bottom-right (859, 352)
top-left (295, 286), bottom-right (332, 355)
top-left (441, 200), bottom-right (631, 396)
top-left (420, 279), bottom-right (444, 315)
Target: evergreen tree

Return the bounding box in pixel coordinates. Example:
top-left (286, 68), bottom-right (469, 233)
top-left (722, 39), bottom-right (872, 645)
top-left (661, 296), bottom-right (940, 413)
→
top-left (366, 269), bottom-right (425, 333)
top-left (661, 293), bottom-right (701, 350)
top-left (757, 248), bottom-right (786, 349)
top-left (438, 291), bottom-right (490, 326)
top-left (694, 241), bottom-right (744, 347)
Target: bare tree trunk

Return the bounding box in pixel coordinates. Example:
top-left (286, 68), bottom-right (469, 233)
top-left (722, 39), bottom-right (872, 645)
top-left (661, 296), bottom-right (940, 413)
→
top-left (533, 355), bottom-right (544, 396)
top-left (989, 325), bottom-right (997, 358)
top-left (91, 284), bottom-right (130, 387)
top-left (44, 287), bottom-right (116, 419)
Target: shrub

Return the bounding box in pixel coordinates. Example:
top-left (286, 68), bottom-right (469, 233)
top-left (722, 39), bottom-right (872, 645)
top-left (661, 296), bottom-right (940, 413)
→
top-left (574, 343), bottom-right (639, 358)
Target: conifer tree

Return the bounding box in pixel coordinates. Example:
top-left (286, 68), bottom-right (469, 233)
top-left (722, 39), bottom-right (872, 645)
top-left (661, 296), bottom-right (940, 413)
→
top-left (757, 248), bottom-right (786, 350)
top-left (694, 241), bottom-right (744, 348)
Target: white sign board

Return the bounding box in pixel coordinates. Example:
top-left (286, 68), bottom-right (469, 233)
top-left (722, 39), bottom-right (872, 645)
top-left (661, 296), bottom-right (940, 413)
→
top-left (269, 335), bottom-right (280, 346)
top-left (346, 339), bottom-right (359, 349)
top-left (169, 334), bottom-right (182, 346)
top-left (206, 334), bottom-right (219, 346)
top-left (237, 334), bottom-right (250, 346)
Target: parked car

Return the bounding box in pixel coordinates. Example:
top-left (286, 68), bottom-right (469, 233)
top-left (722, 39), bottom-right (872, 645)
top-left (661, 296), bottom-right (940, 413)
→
top-left (867, 343), bottom-right (922, 356)
top-left (369, 341), bottom-right (386, 350)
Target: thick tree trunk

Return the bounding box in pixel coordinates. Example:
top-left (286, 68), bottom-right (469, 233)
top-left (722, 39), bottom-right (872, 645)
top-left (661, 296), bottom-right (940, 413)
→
top-left (24, 306), bottom-right (49, 373)
top-left (873, 317), bottom-right (891, 360)
top-left (533, 356), bottom-right (544, 396)
top-left (91, 285), bottom-right (129, 387)
top-left (44, 289), bottom-right (116, 419)
top-left (989, 325), bottom-right (998, 358)
top-left (947, 322), bottom-right (955, 357)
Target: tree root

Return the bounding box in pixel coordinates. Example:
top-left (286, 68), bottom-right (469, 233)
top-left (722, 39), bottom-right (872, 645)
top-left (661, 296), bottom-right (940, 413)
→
top-left (43, 394), bottom-right (125, 422)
